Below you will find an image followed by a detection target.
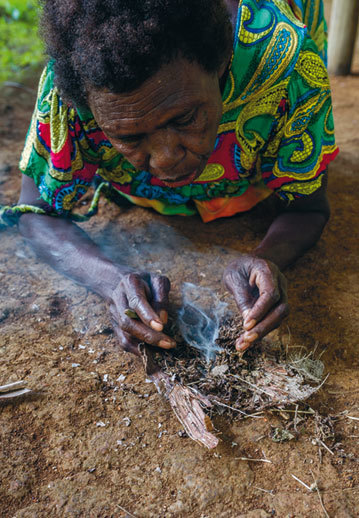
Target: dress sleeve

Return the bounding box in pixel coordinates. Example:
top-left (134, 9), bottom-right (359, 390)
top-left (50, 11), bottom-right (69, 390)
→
top-left (19, 63), bottom-right (100, 215)
top-left (262, 41), bottom-right (338, 203)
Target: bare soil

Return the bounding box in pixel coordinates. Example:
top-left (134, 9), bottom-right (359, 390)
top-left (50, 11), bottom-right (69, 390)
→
top-left (1, 12), bottom-right (359, 518)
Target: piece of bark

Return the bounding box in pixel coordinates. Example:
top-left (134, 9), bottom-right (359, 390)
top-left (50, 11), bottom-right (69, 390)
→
top-left (140, 345), bottom-right (219, 449)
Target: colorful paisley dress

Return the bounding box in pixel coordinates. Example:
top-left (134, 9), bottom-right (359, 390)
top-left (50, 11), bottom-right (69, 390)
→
top-left (1, 0), bottom-right (338, 226)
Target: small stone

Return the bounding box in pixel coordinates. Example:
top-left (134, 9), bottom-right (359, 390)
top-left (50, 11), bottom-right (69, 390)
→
top-left (123, 417), bottom-right (131, 427)
top-left (117, 374), bottom-right (126, 382)
top-left (211, 364), bottom-right (229, 376)
top-left (96, 421), bottom-right (106, 427)
top-left (71, 363), bottom-right (80, 368)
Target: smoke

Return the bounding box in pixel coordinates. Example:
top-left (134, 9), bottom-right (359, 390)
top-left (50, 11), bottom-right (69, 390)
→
top-left (95, 221), bottom-right (235, 360)
top-left (177, 283), bottom-right (228, 362)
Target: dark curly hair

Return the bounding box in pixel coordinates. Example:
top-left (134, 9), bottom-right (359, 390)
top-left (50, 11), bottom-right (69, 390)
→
top-left (39, 0), bottom-right (233, 107)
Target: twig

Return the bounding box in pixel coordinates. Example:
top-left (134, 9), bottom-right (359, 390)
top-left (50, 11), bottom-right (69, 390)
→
top-left (236, 457), bottom-right (272, 463)
top-left (291, 474), bottom-right (314, 491)
top-left (270, 408), bottom-right (315, 415)
top-left (315, 373), bottom-right (330, 392)
top-left (254, 486), bottom-right (274, 494)
top-left (117, 504), bottom-right (137, 518)
top-left (318, 440), bottom-right (334, 456)
top-left (310, 470), bottom-right (330, 518)
top-left (212, 399), bottom-right (264, 418)
top-left (230, 374), bottom-right (274, 397)
top-left (346, 416), bottom-right (359, 421)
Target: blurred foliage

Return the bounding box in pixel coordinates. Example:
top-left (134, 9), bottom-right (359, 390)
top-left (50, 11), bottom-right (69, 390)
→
top-left (0, 0), bottom-right (44, 84)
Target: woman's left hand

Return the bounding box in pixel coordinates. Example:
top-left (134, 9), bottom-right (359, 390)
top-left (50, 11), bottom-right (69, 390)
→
top-left (223, 254), bottom-right (289, 351)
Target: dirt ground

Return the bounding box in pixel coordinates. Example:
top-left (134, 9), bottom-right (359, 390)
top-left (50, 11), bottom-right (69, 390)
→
top-left (1, 8), bottom-right (359, 518)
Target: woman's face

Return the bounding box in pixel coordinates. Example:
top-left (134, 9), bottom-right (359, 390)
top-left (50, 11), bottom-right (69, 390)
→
top-left (88, 58), bottom-right (225, 187)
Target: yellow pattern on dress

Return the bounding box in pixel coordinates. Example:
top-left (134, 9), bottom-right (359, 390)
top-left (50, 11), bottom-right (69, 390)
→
top-left (100, 161), bottom-right (133, 184)
top-left (19, 67), bottom-right (47, 172)
top-left (222, 71), bottom-right (236, 105)
top-left (280, 174), bottom-right (323, 198)
top-left (284, 90), bottom-right (330, 139)
top-left (295, 51), bottom-right (329, 88)
top-left (224, 23), bottom-right (298, 111)
top-left (235, 81), bottom-right (289, 169)
top-left (263, 112), bottom-right (287, 158)
top-left (273, 143), bottom-right (337, 180)
top-left (62, 185), bottom-right (87, 211)
top-left (291, 131), bottom-right (314, 162)
top-left (50, 88), bottom-right (68, 154)
top-left (197, 164), bottom-right (225, 182)
top-left (324, 104), bottom-right (335, 136)
top-left (238, 4), bottom-right (276, 45)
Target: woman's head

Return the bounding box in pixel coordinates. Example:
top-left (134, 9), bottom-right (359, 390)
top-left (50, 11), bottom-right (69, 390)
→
top-left (40, 0), bottom-right (234, 185)
top-left (40, 0), bottom-right (233, 107)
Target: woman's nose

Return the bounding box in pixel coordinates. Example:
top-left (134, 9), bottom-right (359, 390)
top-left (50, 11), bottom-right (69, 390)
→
top-left (148, 129), bottom-right (185, 174)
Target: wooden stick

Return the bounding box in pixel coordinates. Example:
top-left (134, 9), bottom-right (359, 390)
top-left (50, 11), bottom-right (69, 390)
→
top-left (139, 345), bottom-right (219, 449)
top-left (328, 0), bottom-right (359, 75)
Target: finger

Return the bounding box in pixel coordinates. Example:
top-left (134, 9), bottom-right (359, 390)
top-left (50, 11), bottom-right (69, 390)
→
top-left (112, 323), bottom-right (141, 356)
top-left (121, 315), bottom-right (176, 349)
top-left (223, 269), bottom-right (257, 317)
top-left (117, 274), bottom-right (164, 331)
top-left (244, 268), bottom-right (281, 325)
top-left (149, 274), bottom-right (171, 324)
top-left (236, 300), bottom-right (289, 351)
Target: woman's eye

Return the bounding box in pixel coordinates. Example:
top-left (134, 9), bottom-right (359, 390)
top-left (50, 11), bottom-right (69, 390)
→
top-left (173, 109), bottom-right (198, 127)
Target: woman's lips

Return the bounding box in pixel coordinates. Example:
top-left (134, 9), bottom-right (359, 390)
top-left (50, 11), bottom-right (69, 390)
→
top-left (160, 169), bottom-right (200, 188)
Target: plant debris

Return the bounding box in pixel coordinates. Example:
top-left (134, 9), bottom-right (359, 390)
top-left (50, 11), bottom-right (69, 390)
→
top-left (153, 316), bottom-right (326, 419)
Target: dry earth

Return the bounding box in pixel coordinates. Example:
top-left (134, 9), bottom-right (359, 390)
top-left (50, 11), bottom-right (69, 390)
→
top-left (1, 6), bottom-right (359, 517)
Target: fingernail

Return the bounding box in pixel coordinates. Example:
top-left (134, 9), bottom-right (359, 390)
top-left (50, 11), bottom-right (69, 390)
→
top-left (159, 340), bottom-right (176, 349)
top-left (159, 310), bottom-right (168, 325)
top-left (243, 319), bottom-right (256, 331)
top-left (243, 332), bottom-right (258, 342)
top-left (150, 320), bottom-right (163, 332)
top-left (236, 339), bottom-right (250, 352)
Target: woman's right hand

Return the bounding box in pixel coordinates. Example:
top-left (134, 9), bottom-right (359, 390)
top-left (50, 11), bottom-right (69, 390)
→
top-left (109, 272), bottom-right (175, 356)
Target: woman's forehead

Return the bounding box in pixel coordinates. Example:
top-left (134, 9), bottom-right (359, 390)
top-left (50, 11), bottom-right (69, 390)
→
top-left (88, 59), bottom-right (217, 131)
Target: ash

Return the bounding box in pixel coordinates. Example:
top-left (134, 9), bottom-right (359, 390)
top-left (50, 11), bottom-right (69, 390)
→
top-left (154, 317), bottom-right (324, 418)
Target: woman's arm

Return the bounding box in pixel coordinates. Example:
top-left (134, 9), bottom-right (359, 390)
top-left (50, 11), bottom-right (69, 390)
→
top-left (18, 175), bottom-right (175, 354)
top-left (223, 174), bottom-right (330, 351)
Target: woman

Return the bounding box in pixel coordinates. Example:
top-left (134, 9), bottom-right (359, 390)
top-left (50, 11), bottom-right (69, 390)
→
top-left (1, 0), bottom-right (338, 354)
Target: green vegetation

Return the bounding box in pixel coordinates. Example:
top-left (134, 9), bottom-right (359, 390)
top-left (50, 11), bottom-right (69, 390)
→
top-left (0, 0), bottom-right (44, 84)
